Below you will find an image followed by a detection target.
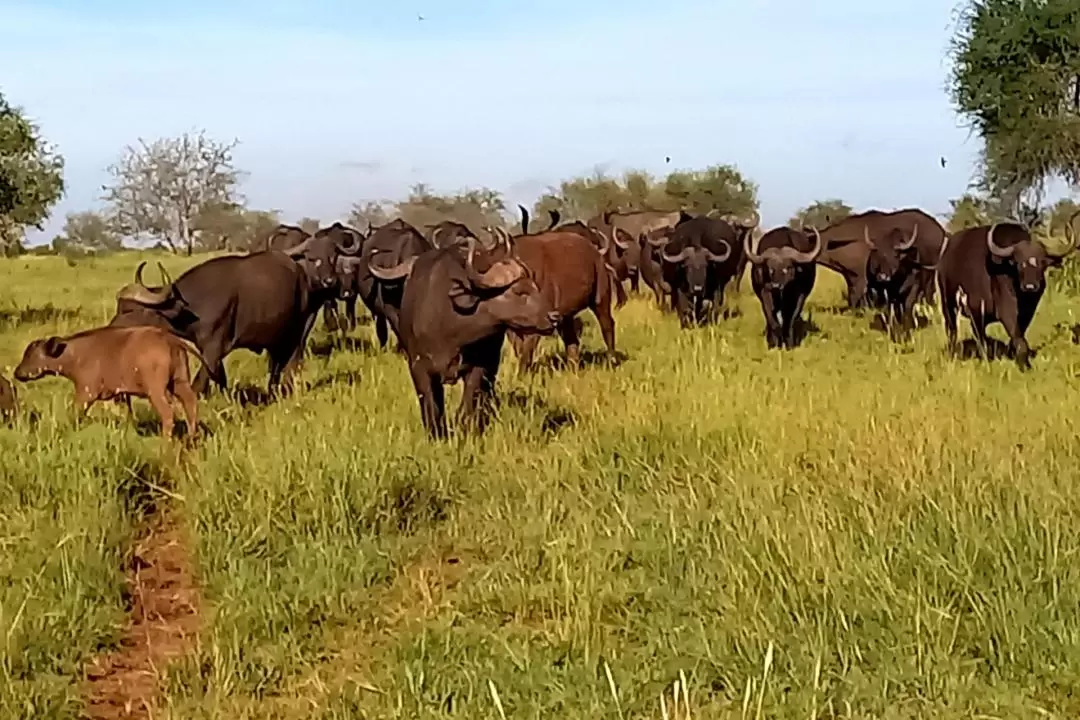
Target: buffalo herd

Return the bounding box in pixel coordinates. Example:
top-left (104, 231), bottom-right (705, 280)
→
top-left (5, 205), bottom-right (1080, 439)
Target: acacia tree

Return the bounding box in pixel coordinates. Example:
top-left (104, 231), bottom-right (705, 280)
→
top-left (51, 210), bottom-right (121, 254)
top-left (0, 91), bottom-right (65, 255)
top-left (789, 199), bottom-right (852, 229)
top-left (949, 0), bottom-right (1080, 213)
top-left (102, 129), bottom-right (244, 255)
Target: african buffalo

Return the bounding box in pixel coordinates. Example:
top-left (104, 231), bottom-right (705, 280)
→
top-left (814, 208), bottom-right (946, 310)
top-left (937, 221), bottom-right (1074, 369)
top-left (746, 226), bottom-right (822, 349)
top-left (591, 210), bottom-right (682, 293)
top-left (647, 213), bottom-right (756, 327)
top-left (109, 250), bottom-right (335, 395)
top-left (383, 235), bottom-right (560, 438)
top-left (343, 219), bottom-right (435, 349)
top-left (497, 224), bottom-right (619, 369)
top-left (14, 326), bottom-right (207, 439)
top-left (427, 220), bottom-right (479, 249)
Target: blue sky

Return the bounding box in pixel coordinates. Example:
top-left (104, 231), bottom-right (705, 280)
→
top-left (0, 0), bottom-right (1033, 243)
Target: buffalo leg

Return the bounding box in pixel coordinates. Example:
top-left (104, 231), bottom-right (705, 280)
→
top-left (675, 291), bottom-right (693, 329)
top-left (517, 334), bottom-right (541, 372)
top-left (457, 341), bottom-right (502, 434)
top-left (558, 316), bottom-right (582, 367)
top-left (592, 297), bottom-right (617, 362)
top-left (344, 297), bottom-right (358, 330)
top-left (192, 341), bottom-right (227, 395)
top-left (322, 302), bottom-right (340, 333)
top-left (173, 380), bottom-right (199, 438)
top-left (410, 364), bottom-right (447, 439)
top-left (847, 275), bottom-right (868, 309)
top-left (786, 291), bottom-right (809, 348)
top-left (998, 295), bottom-right (1031, 370)
top-left (147, 389), bottom-right (175, 439)
top-left (374, 314), bottom-right (389, 348)
top-left (760, 291), bottom-right (781, 349)
top-left (629, 270), bottom-right (640, 294)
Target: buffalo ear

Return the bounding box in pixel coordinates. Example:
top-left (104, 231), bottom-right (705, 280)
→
top-left (448, 281), bottom-right (479, 312)
top-left (1047, 254), bottom-right (1066, 268)
top-left (43, 336), bottom-right (67, 358)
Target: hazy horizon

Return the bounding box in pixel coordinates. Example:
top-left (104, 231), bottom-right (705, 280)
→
top-left (3, 0), bottom-right (1072, 245)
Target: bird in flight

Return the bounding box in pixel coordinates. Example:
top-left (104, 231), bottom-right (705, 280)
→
top-left (940, 156), bottom-right (947, 168)
top-left (418, 13), bottom-right (425, 21)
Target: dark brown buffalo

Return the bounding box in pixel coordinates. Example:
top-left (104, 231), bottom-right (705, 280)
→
top-left (647, 213), bottom-right (756, 327)
top-left (937, 222), bottom-right (1074, 369)
top-left (109, 250), bottom-right (333, 396)
top-left (261, 223), bottom-right (310, 252)
top-left (495, 225), bottom-right (620, 369)
top-left (0, 374), bottom-right (16, 419)
top-left (13, 326), bottom-right (207, 439)
top-left (746, 227), bottom-right (823, 349)
top-left (639, 226), bottom-right (672, 308)
top-left (384, 236), bottom-right (560, 438)
top-left (814, 208), bottom-right (946, 310)
top-left (427, 220), bottom-right (477, 249)
top-left (342, 219), bottom-right (435, 349)
top-left (590, 210), bottom-right (682, 293)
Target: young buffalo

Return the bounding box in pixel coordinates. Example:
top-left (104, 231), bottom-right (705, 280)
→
top-left (14, 326), bottom-right (208, 438)
top-left (745, 226), bottom-right (823, 349)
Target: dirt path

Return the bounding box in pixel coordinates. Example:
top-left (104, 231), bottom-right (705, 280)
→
top-left (82, 506), bottom-right (202, 719)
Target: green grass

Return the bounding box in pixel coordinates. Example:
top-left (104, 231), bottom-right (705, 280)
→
top-left (4, 251), bottom-right (1080, 719)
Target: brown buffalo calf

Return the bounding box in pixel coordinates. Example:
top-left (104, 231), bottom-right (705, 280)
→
top-left (0, 375), bottom-right (16, 419)
top-left (14, 326), bottom-right (206, 438)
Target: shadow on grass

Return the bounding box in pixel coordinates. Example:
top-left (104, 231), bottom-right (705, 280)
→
top-left (530, 349), bottom-right (628, 373)
top-left (307, 369), bottom-right (364, 391)
top-left (501, 389), bottom-right (577, 435)
top-left (952, 337), bottom-right (1024, 362)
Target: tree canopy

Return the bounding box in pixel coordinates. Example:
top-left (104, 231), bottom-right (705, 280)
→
top-left (102, 130), bottom-right (244, 255)
top-left (789, 199), bottom-right (853, 230)
top-left (0, 91), bottom-right (65, 254)
top-left (949, 0), bottom-right (1080, 211)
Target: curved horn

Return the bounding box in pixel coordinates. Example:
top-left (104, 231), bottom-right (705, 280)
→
top-left (465, 237), bottom-right (524, 290)
top-left (744, 232), bottom-right (764, 265)
top-left (647, 232), bottom-right (672, 248)
top-left (611, 226), bottom-right (631, 250)
top-left (986, 222), bottom-right (1014, 258)
top-left (429, 224), bottom-right (444, 247)
top-left (547, 209), bottom-right (560, 230)
top-left (703, 240), bottom-right (732, 263)
top-left (923, 234), bottom-right (950, 270)
top-left (862, 225), bottom-right (874, 248)
top-left (368, 252), bottom-right (417, 281)
top-left (118, 261), bottom-right (171, 305)
top-left (336, 225), bottom-right (364, 255)
top-left (594, 227), bottom-right (611, 256)
top-left (896, 224), bottom-right (918, 251)
top-left (743, 209), bottom-right (761, 228)
top-left (155, 261), bottom-right (173, 286)
top-left (283, 235), bottom-right (314, 257)
top-left (791, 226), bottom-right (824, 264)
top-left (662, 246), bottom-right (693, 264)
top-left (518, 204), bottom-right (530, 234)
top-left (134, 260), bottom-right (148, 286)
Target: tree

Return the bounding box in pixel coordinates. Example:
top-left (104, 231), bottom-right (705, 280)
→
top-left (945, 193), bottom-right (993, 233)
top-left (534, 164), bottom-right (759, 221)
top-left (0, 91), bottom-right (65, 255)
top-left (789, 199), bottom-right (852, 229)
top-left (51, 210), bottom-right (121, 254)
top-left (1046, 197), bottom-right (1080, 239)
top-left (949, 0), bottom-right (1080, 213)
top-left (192, 202), bottom-right (282, 252)
top-left (102, 129), bottom-right (244, 255)
top-left (348, 200), bottom-right (392, 230)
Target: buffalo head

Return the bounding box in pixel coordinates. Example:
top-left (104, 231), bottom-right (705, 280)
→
top-left (863, 224), bottom-right (918, 284)
top-left (112, 261), bottom-right (196, 330)
top-left (986, 221), bottom-right (1074, 293)
top-left (14, 335), bottom-right (67, 382)
top-left (282, 221), bottom-right (365, 290)
top-left (661, 240), bottom-right (733, 294)
top-left (745, 227), bottom-right (823, 290)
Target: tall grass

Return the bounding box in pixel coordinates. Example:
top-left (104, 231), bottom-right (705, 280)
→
top-left (3, 252), bottom-right (1080, 718)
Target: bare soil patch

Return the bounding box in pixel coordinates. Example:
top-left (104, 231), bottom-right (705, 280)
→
top-left (81, 508), bottom-right (201, 719)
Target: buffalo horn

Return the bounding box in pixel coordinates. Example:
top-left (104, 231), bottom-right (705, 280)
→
top-left (647, 231), bottom-right (672, 248)
top-left (518, 204), bottom-right (530, 234)
top-left (118, 261), bottom-right (171, 305)
top-left (743, 209), bottom-right (761, 229)
top-left (861, 225), bottom-right (874, 248)
top-left (547, 209), bottom-right (561, 230)
top-left (336, 225), bottom-right (364, 255)
top-left (896, 224), bottom-right (918, 251)
top-left (662, 246), bottom-right (693, 264)
top-left (465, 237), bottom-right (524, 290)
top-left (367, 252), bottom-right (417, 281)
top-left (703, 240), bottom-right (732, 263)
top-left (282, 235), bottom-right (314, 257)
top-left (986, 222), bottom-right (1015, 258)
top-left (611, 226), bottom-right (631, 250)
top-left (744, 233), bottom-right (764, 265)
top-left (790, 226), bottom-right (824, 264)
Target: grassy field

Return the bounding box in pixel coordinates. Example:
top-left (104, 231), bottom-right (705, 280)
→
top-left (4, 251), bottom-right (1080, 719)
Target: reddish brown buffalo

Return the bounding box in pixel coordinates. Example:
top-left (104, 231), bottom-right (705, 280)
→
top-left (13, 326), bottom-right (208, 438)
top-left (0, 375), bottom-right (15, 419)
top-left (501, 226), bottom-right (619, 369)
